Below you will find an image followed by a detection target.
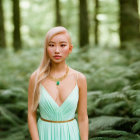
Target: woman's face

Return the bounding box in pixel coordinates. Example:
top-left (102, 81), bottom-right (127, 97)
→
top-left (47, 33), bottom-right (73, 63)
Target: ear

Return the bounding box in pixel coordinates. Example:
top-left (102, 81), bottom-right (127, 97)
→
top-left (69, 44), bottom-right (73, 54)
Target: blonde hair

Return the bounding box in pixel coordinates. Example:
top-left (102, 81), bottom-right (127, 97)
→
top-left (31, 26), bottom-right (72, 112)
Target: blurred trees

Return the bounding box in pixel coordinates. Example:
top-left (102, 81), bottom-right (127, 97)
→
top-left (79, 0), bottom-right (89, 47)
top-left (119, 0), bottom-right (140, 49)
top-left (55, 0), bottom-right (61, 26)
top-left (93, 0), bottom-right (99, 45)
top-left (0, 0), bottom-right (139, 51)
top-left (0, 0), bottom-right (6, 48)
top-left (11, 0), bottom-right (22, 51)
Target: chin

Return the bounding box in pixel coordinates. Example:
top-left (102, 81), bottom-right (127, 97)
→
top-left (52, 59), bottom-right (63, 63)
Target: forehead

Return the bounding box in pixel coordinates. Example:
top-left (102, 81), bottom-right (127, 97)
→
top-left (49, 33), bottom-right (69, 43)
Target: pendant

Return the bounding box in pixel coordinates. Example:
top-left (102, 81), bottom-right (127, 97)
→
top-left (56, 81), bottom-right (60, 85)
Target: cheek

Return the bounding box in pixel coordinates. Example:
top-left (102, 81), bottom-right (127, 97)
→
top-left (62, 48), bottom-right (70, 55)
top-left (47, 48), bottom-right (54, 56)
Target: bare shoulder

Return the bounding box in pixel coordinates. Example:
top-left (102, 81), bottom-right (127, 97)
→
top-left (76, 71), bottom-right (87, 88)
top-left (77, 71), bottom-right (86, 80)
top-left (28, 70), bottom-right (38, 91)
top-left (69, 67), bottom-right (87, 88)
top-left (30, 70), bottom-right (37, 80)
top-left (29, 70), bottom-right (38, 82)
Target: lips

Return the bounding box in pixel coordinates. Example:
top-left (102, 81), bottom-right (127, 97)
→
top-left (54, 55), bottom-right (61, 57)
top-left (53, 55), bottom-right (62, 59)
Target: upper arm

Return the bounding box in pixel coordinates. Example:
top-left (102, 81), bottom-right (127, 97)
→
top-left (77, 72), bottom-right (88, 121)
top-left (28, 71), bottom-right (37, 116)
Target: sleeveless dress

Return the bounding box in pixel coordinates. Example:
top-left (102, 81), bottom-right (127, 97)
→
top-left (37, 72), bottom-right (81, 140)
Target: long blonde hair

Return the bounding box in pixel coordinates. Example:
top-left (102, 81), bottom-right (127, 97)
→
top-left (31, 26), bottom-right (72, 112)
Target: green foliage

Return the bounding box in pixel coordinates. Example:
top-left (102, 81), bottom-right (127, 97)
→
top-left (0, 43), bottom-right (140, 139)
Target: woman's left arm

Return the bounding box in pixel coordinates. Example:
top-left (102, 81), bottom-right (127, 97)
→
top-left (77, 72), bottom-right (89, 140)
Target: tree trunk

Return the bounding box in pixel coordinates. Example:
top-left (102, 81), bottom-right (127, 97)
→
top-left (119, 0), bottom-right (140, 49)
top-left (11, 0), bottom-right (22, 51)
top-left (94, 0), bottom-right (99, 45)
top-left (65, 0), bottom-right (73, 28)
top-left (79, 0), bottom-right (89, 47)
top-left (55, 0), bottom-right (61, 26)
top-left (0, 0), bottom-right (6, 48)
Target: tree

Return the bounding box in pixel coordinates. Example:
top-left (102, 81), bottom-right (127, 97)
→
top-left (119, 0), bottom-right (140, 49)
top-left (11, 0), bottom-right (22, 51)
top-left (55, 0), bottom-right (61, 26)
top-left (0, 0), bottom-right (6, 48)
top-left (94, 0), bottom-right (99, 45)
top-left (79, 0), bottom-right (89, 47)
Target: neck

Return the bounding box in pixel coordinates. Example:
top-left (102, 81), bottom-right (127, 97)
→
top-left (49, 61), bottom-right (68, 77)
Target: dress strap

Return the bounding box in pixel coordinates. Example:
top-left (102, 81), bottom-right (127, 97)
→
top-left (76, 72), bottom-right (79, 85)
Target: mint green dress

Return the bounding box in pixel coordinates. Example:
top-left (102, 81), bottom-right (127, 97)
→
top-left (37, 80), bottom-right (81, 140)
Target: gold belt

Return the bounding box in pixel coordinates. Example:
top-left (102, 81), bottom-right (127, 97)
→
top-left (40, 117), bottom-right (75, 123)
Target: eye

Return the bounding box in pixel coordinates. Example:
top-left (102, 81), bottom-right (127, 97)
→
top-left (61, 44), bottom-right (66, 47)
top-left (49, 44), bottom-right (54, 47)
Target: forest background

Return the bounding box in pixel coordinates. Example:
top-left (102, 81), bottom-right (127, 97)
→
top-left (0, 0), bottom-right (140, 139)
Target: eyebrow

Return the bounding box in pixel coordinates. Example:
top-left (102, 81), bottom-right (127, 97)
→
top-left (49, 41), bottom-right (67, 43)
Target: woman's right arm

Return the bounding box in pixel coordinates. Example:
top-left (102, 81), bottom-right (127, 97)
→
top-left (28, 72), bottom-right (40, 140)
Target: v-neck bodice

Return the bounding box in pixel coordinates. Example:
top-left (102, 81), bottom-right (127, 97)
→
top-left (38, 82), bottom-right (79, 121)
top-left (40, 82), bottom-right (78, 108)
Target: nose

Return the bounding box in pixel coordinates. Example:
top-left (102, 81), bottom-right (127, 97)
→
top-left (55, 46), bottom-right (60, 53)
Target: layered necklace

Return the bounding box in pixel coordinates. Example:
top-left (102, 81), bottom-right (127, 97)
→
top-left (48, 65), bottom-right (69, 86)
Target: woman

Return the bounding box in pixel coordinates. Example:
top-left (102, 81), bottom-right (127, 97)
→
top-left (28, 26), bottom-right (88, 140)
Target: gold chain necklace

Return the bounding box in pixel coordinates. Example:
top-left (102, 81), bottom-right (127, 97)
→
top-left (48, 65), bottom-right (69, 86)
